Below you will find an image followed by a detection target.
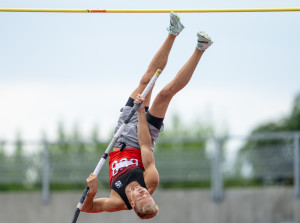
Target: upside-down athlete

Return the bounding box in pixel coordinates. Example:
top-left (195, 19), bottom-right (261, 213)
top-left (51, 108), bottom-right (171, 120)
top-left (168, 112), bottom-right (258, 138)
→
top-left (81, 11), bottom-right (213, 219)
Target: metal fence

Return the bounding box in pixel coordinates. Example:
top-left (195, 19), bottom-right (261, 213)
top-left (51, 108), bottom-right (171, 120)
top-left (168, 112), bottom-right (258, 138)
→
top-left (0, 132), bottom-right (299, 204)
top-left (222, 133), bottom-right (300, 194)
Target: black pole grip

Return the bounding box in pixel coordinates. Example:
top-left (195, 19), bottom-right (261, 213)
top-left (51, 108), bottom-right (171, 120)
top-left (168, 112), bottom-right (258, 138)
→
top-left (71, 185), bottom-right (90, 223)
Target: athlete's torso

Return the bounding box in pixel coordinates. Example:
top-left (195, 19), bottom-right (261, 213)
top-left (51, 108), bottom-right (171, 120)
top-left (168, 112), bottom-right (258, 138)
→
top-left (108, 148), bottom-right (147, 209)
top-left (109, 148), bottom-right (145, 186)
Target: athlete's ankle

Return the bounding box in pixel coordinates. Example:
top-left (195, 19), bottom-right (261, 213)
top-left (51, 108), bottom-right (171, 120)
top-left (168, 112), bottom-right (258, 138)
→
top-left (168, 33), bottom-right (176, 39)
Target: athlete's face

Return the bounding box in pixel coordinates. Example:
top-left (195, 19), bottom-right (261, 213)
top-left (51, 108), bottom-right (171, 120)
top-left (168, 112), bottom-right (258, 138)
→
top-left (130, 186), bottom-right (154, 208)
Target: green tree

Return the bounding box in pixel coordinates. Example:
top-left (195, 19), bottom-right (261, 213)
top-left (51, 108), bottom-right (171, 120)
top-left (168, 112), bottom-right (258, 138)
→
top-left (11, 132), bottom-right (31, 187)
top-left (236, 92), bottom-right (300, 184)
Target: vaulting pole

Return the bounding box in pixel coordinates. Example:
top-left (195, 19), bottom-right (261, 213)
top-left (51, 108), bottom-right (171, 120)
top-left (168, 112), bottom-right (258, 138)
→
top-left (70, 69), bottom-right (162, 223)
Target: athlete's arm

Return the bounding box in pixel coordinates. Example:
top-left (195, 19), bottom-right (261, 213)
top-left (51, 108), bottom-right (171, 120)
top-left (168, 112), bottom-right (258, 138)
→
top-left (81, 173), bottom-right (124, 213)
top-left (82, 197), bottom-right (120, 213)
top-left (135, 94), bottom-right (159, 193)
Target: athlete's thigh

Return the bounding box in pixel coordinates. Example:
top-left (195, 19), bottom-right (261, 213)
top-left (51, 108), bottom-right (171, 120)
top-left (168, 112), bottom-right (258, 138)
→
top-left (129, 71), bottom-right (156, 107)
top-left (148, 92), bottom-right (173, 118)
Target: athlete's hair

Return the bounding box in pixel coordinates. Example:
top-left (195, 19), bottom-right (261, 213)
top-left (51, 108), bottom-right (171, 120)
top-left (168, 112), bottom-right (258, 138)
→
top-left (134, 203), bottom-right (159, 219)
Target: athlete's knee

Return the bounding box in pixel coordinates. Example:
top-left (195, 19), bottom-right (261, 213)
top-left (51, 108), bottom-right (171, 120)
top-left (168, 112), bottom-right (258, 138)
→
top-left (157, 84), bottom-right (177, 99)
top-left (139, 75), bottom-right (152, 87)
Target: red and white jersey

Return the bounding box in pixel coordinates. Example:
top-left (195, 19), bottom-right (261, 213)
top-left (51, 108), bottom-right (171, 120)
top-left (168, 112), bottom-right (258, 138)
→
top-left (108, 148), bottom-right (144, 186)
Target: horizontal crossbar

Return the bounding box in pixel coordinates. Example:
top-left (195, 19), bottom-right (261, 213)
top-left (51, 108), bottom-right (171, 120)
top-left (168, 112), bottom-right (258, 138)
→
top-left (0, 8), bottom-right (300, 13)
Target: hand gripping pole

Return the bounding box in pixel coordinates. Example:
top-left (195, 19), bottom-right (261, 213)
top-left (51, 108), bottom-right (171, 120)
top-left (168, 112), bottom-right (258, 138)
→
top-left (71, 69), bottom-right (162, 223)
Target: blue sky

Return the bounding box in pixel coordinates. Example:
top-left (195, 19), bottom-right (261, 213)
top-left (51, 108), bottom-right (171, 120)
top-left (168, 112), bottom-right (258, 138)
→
top-left (0, 0), bottom-right (299, 142)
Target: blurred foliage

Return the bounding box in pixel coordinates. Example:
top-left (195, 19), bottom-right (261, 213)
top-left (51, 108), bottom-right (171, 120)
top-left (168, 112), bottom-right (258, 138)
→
top-left (250, 92), bottom-right (300, 134)
top-left (0, 132), bottom-right (39, 191)
top-left (2, 91), bottom-right (299, 191)
top-left (0, 114), bottom-right (215, 191)
top-left (161, 113), bottom-right (215, 138)
top-left (235, 92), bottom-right (300, 185)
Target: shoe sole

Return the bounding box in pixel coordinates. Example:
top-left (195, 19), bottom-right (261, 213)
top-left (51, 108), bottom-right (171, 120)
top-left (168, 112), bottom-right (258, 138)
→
top-left (197, 32), bottom-right (211, 42)
top-left (170, 11), bottom-right (180, 21)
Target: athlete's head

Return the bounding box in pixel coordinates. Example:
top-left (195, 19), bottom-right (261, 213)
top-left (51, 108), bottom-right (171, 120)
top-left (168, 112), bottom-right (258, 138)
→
top-left (130, 186), bottom-right (159, 219)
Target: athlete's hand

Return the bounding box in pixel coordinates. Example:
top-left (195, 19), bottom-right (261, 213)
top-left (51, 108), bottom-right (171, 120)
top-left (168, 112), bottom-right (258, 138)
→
top-left (86, 173), bottom-right (98, 194)
top-left (134, 93), bottom-right (145, 111)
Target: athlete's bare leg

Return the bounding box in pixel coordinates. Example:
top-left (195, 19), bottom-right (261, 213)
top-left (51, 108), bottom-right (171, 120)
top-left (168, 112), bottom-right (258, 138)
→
top-left (130, 34), bottom-right (176, 107)
top-left (148, 30), bottom-right (213, 118)
top-left (149, 48), bottom-right (205, 118)
top-left (129, 12), bottom-right (185, 107)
